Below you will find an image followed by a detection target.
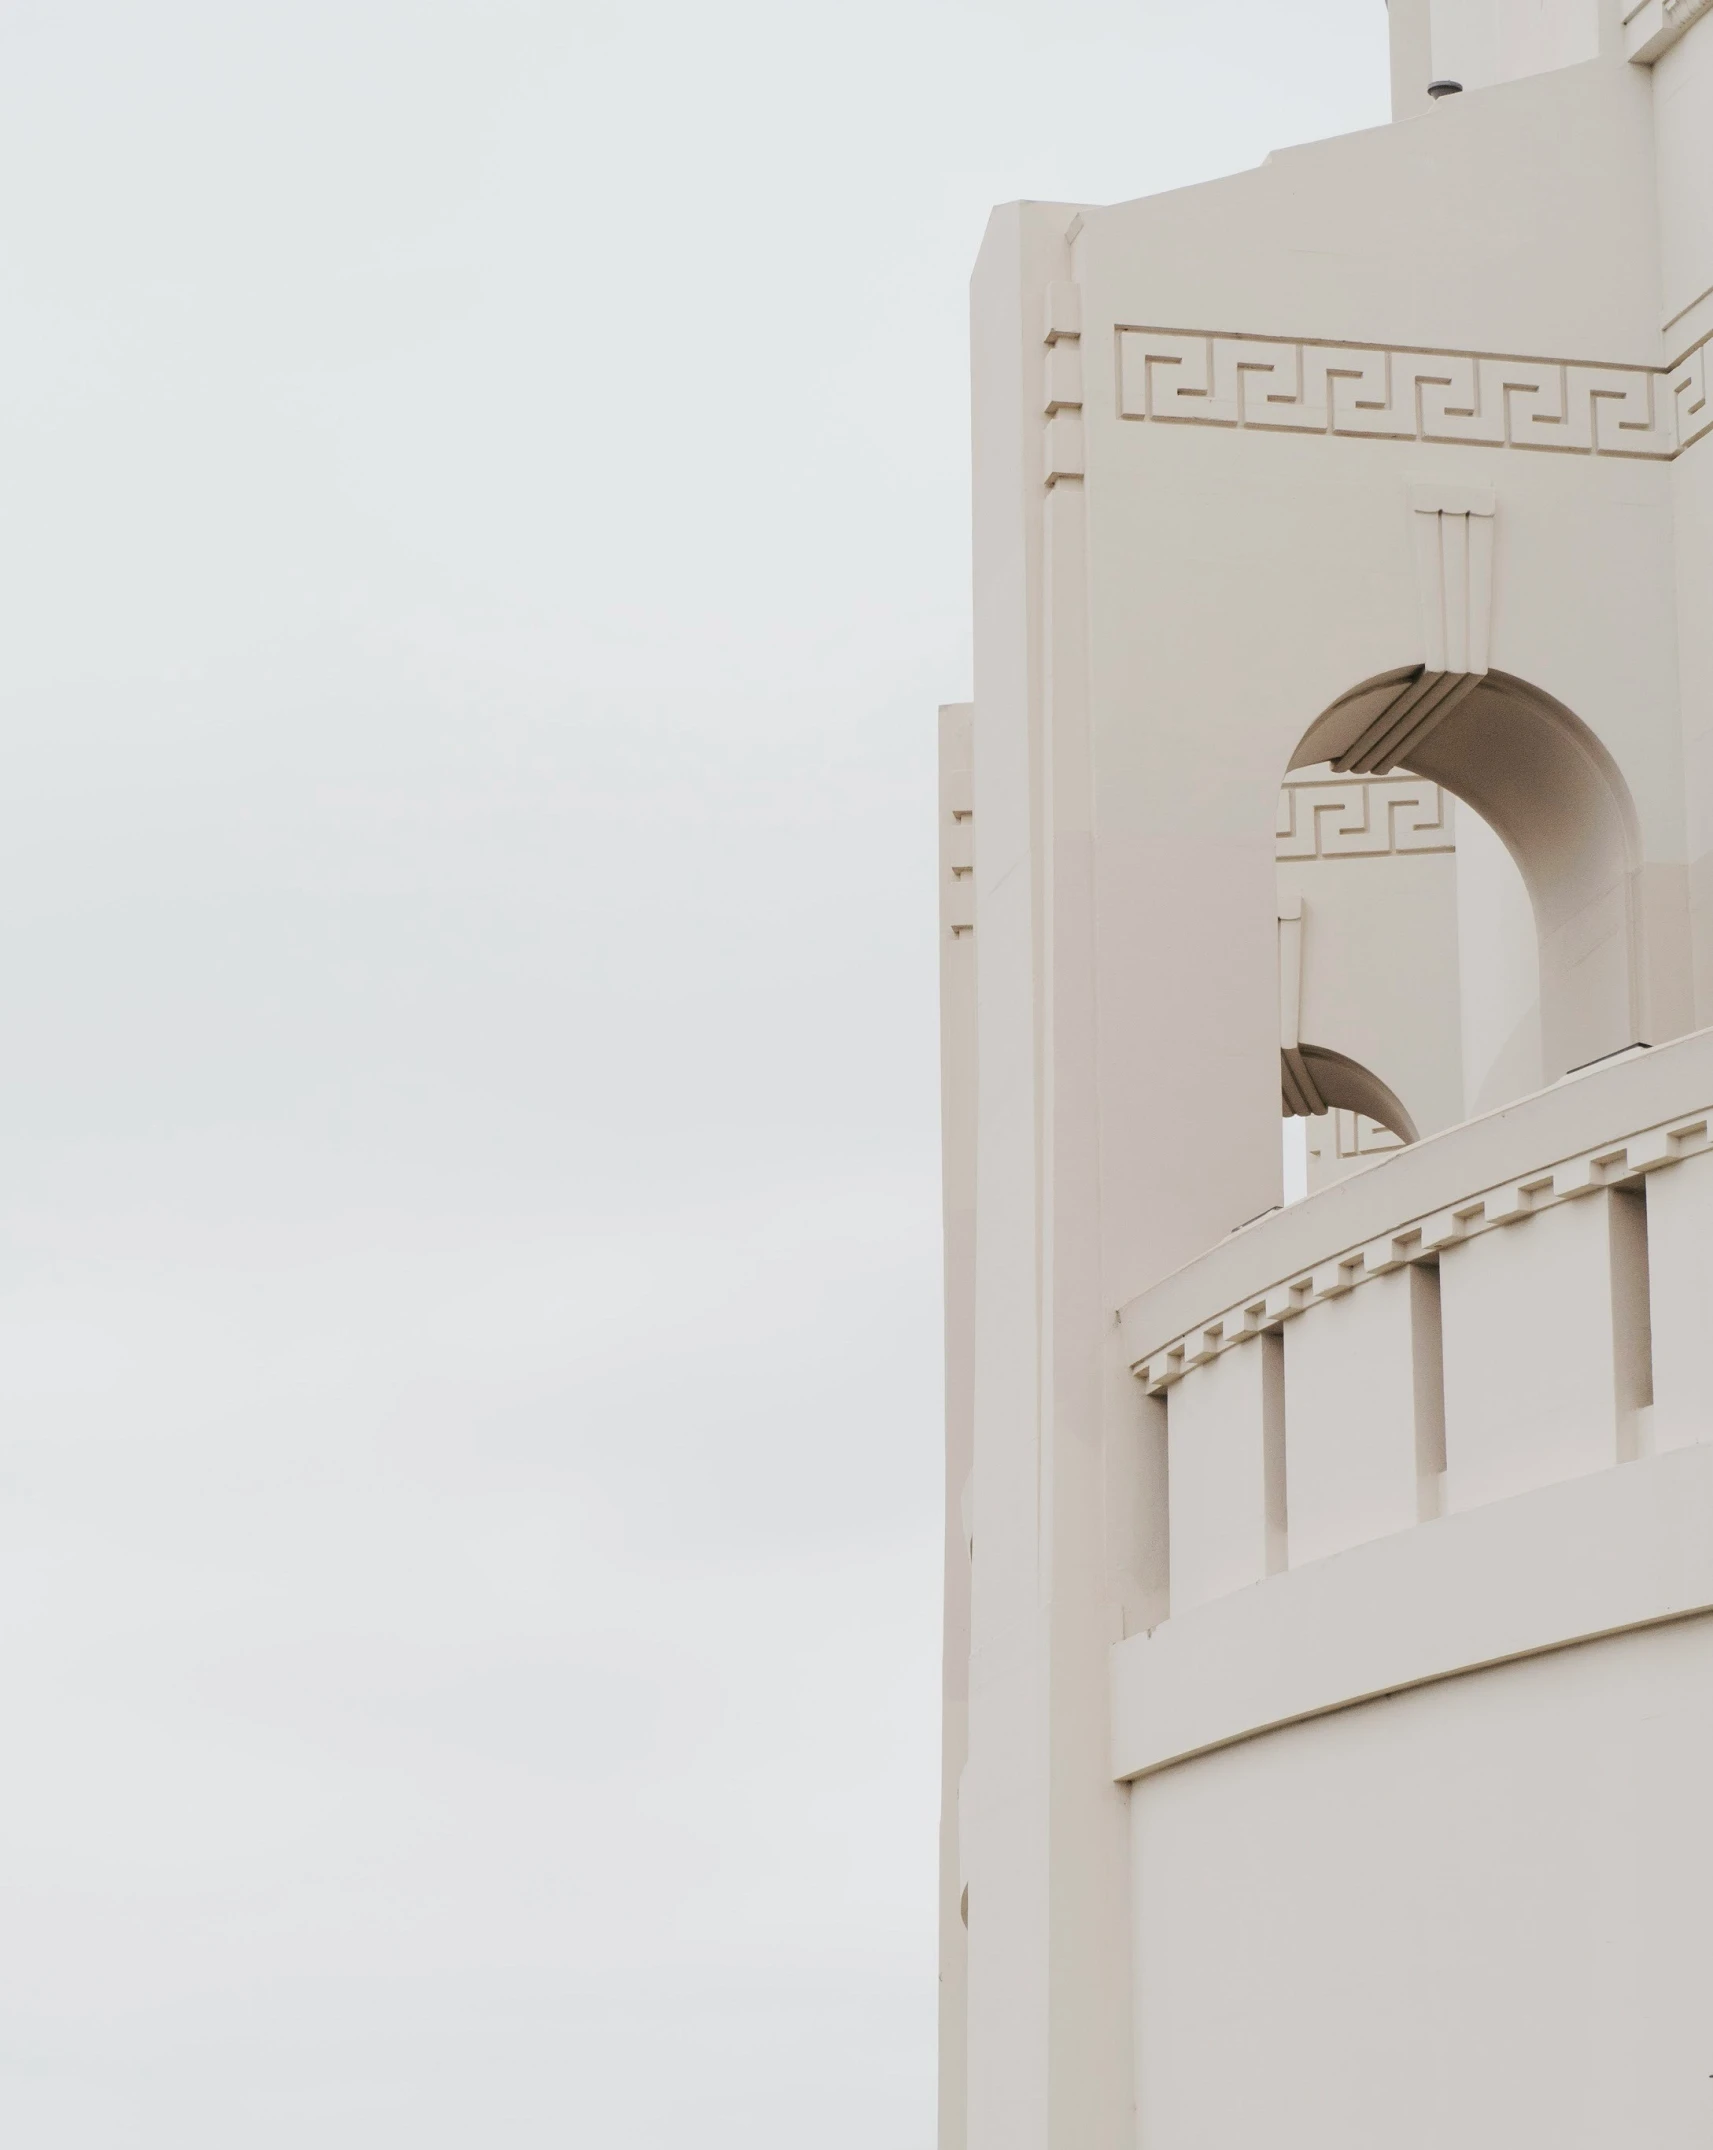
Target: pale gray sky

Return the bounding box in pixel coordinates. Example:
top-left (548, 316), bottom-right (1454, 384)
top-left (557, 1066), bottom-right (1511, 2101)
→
top-left (0, 4), bottom-right (1387, 2141)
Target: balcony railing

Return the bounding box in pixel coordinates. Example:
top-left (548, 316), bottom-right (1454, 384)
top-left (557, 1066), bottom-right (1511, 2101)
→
top-left (1111, 1029), bottom-right (1713, 1778)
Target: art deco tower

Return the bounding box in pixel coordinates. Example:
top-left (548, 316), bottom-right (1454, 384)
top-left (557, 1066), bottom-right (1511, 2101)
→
top-left (938, 3), bottom-right (1713, 2143)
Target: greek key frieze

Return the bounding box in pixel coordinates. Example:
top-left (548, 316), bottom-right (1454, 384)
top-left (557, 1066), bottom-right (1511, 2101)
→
top-left (1118, 327), bottom-right (1713, 459)
top-left (1276, 775), bottom-right (1453, 860)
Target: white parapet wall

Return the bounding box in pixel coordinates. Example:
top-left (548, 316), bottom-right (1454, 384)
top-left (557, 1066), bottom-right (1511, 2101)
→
top-left (1123, 1030), bottom-right (1713, 1533)
top-left (1125, 1588), bottom-right (1713, 2145)
top-left (1111, 1030), bottom-right (1713, 2146)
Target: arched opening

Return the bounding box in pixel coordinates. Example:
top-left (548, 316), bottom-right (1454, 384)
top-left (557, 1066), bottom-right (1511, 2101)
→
top-left (1283, 1044), bottom-right (1420, 1141)
top-left (1276, 747), bottom-right (1535, 1197)
top-left (1292, 668), bottom-right (1642, 1084)
top-left (1274, 664), bottom-right (1643, 1199)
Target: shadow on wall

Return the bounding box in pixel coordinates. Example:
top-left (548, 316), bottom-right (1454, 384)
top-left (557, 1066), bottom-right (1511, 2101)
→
top-left (1296, 668), bottom-right (1643, 1084)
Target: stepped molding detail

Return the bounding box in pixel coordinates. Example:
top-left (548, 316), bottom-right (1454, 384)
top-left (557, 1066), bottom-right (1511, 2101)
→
top-left (1330, 484), bottom-right (1497, 774)
top-left (1118, 325), bottom-right (1713, 459)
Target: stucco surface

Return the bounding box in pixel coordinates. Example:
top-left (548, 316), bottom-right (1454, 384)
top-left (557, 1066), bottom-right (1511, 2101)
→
top-left (939, 6), bottom-right (1713, 2143)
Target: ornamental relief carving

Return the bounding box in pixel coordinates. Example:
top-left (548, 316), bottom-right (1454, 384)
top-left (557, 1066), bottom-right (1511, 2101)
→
top-left (1276, 774), bottom-right (1453, 860)
top-left (1117, 326), bottom-right (1713, 459)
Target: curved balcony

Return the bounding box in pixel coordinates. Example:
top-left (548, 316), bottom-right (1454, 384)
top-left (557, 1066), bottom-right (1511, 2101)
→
top-left (1111, 1027), bottom-right (1713, 1782)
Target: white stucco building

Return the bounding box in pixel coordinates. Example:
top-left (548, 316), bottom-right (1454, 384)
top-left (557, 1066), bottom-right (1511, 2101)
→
top-left (936, 3), bottom-right (1713, 2142)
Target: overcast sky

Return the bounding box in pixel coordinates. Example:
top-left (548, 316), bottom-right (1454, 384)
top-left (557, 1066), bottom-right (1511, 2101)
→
top-left (0, 4), bottom-right (1388, 2141)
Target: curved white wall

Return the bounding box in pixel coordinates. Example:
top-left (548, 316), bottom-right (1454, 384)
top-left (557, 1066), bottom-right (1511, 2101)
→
top-left (1116, 1035), bottom-right (1713, 2145)
top-left (1132, 1611), bottom-right (1713, 2148)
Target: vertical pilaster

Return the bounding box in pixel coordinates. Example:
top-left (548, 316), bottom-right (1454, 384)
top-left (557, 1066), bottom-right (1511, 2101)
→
top-left (965, 200), bottom-right (1051, 2150)
top-left (1653, 14), bottom-right (1713, 1018)
top-left (1040, 230), bottom-right (1132, 2150)
top-left (938, 703), bottom-right (977, 2150)
top-left (963, 198), bottom-right (1129, 2150)
top-left (1387, 0), bottom-right (1434, 115)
